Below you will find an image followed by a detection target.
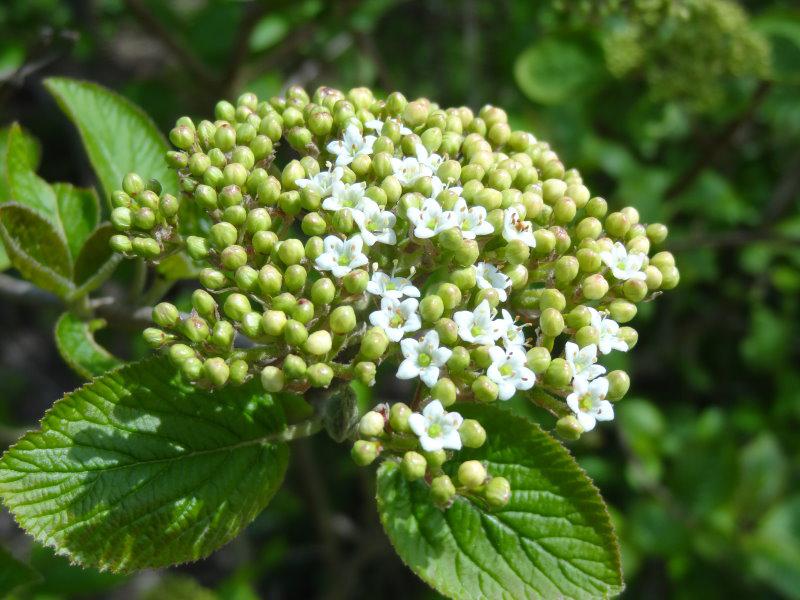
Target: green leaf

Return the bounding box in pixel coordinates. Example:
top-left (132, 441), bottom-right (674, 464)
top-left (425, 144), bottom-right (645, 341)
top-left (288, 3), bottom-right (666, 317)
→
top-left (514, 37), bottom-right (603, 105)
top-left (0, 356), bottom-right (290, 573)
top-left (0, 202), bottom-right (75, 298)
top-left (54, 313), bottom-right (121, 379)
top-left (377, 404), bottom-right (623, 600)
top-left (746, 495), bottom-right (800, 599)
top-left (52, 183), bottom-right (100, 260)
top-left (44, 78), bottom-right (179, 204)
top-left (0, 546), bottom-right (41, 596)
top-left (0, 124), bottom-right (41, 203)
top-left (72, 223), bottom-right (122, 293)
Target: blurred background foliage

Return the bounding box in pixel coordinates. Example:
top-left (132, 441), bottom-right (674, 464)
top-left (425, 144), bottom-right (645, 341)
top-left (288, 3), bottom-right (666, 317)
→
top-left (1, 0), bottom-right (799, 598)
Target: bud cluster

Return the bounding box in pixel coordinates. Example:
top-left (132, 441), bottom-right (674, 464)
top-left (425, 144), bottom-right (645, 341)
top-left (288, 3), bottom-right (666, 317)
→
top-left (111, 85), bottom-right (678, 509)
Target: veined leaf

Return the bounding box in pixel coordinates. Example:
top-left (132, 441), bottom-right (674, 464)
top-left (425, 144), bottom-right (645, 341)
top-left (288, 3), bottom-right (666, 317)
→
top-left (72, 223), bottom-right (121, 294)
top-left (52, 183), bottom-right (100, 260)
top-left (0, 202), bottom-right (75, 298)
top-left (377, 404), bottom-right (623, 600)
top-left (0, 545), bottom-right (40, 596)
top-left (0, 356), bottom-right (290, 572)
top-left (44, 78), bottom-right (179, 204)
top-left (54, 313), bottom-right (121, 379)
top-left (0, 125), bottom-right (39, 270)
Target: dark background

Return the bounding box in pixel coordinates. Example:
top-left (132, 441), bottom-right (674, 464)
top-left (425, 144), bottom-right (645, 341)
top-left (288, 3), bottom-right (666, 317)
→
top-left (1, 1), bottom-right (799, 598)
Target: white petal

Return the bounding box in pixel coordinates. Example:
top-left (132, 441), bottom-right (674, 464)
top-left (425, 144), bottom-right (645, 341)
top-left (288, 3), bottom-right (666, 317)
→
top-left (423, 400), bottom-right (445, 419)
top-left (408, 413), bottom-right (427, 436)
top-left (441, 430), bottom-right (463, 451)
top-left (396, 359), bottom-right (419, 380)
top-left (595, 400), bottom-right (615, 422)
top-left (419, 435), bottom-right (443, 452)
top-left (577, 411), bottom-right (597, 432)
top-left (497, 381), bottom-right (516, 401)
top-left (419, 366), bottom-right (440, 388)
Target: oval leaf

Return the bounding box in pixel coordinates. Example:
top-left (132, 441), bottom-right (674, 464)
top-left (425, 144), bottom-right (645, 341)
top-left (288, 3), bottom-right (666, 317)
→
top-left (54, 313), bottom-right (121, 379)
top-left (0, 356), bottom-right (290, 572)
top-left (0, 202), bottom-right (74, 297)
top-left (44, 78), bottom-right (179, 203)
top-left (52, 182), bottom-right (100, 260)
top-left (377, 404), bottom-right (623, 600)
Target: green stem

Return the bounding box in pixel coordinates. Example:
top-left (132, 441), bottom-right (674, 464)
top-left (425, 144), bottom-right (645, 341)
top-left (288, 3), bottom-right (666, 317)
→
top-left (528, 387), bottom-right (570, 418)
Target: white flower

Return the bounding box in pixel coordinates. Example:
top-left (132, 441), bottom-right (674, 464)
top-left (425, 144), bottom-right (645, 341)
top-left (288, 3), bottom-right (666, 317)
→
top-left (588, 308), bottom-right (629, 355)
top-left (475, 262), bottom-right (511, 302)
top-left (564, 341), bottom-right (606, 383)
top-left (453, 300), bottom-right (503, 346)
top-left (408, 399), bottom-right (463, 452)
top-left (430, 176), bottom-right (462, 199)
top-left (396, 330), bottom-right (453, 388)
top-left (365, 117), bottom-right (412, 136)
top-left (390, 155), bottom-right (432, 186)
top-left (326, 124), bottom-right (376, 166)
top-left (487, 346), bottom-right (536, 400)
top-left (352, 198), bottom-right (397, 246)
top-left (566, 377), bottom-right (614, 432)
top-left (453, 199), bottom-right (494, 239)
top-left (502, 205), bottom-right (537, 248)
top-left (406, 198), bottom-right (458, 239)
top-left (366, 271), bottom-right (420, 299)
top-left (295, 166), bottom-right (343, 198)
top-left (600, 242), bottom-right (647, 281)
top-left (496, 309), bottom-right (527, 350)
top-left (322, 181), bottom-right (367, 213)
top-left (369, 297), bottom-right (421, 342)
top-left (416, 143), bottom-right (444, 172)
top-left (314, 235), bottom-right (368, 277)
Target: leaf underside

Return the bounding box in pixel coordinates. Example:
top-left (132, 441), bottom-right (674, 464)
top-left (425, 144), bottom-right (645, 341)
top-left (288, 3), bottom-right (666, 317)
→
top-left (0, 356), bottom-right (290, 573)
top-left (54, 313), bottom-right (121, 379)
top-left (377, 404), bottom-right (623, 600)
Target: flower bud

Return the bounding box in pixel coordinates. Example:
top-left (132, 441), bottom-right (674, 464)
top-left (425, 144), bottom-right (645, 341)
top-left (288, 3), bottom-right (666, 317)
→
top-left (401, 451), bottom-right (427, 481)
top-left (618, 326), bottom-right (638, 349)
top-left (169, 343), bottom-right (195, 365)
top-left (430, 377), bottom-right (457, 406)
top-left (122, 172), bottom-right (145, 196)
top-left (607, 370), bottom-right (630, 401)
top-left (261, 365), bottom-right (284, 392)
top-left (582, 274), bottom-right (609, 300)
top-left (344, 269), bottom-right (369, 294)
top-left (209, 222), bottom-right (237, 250)
top-left (472, 375), bottom-right (499, 402)
top-left (272, 293), bottom-right (296, 313)
top-left (261, 309), bottom-right (287, 337)
top-left (533, 228), bottom-right (556, 255)
top-left (111, 207), bottom-right (132, 230)
top-left (220, 245), bottom-right (248, 270)
top-left (257, 264), bottom-right (282, 296)
top-left (430, 475), bottom-right (457, 506)
top-left (420, 295), bottom-right (445, 323)
top-left (284, 319), bottom-right (309, 346)
top-left (459, 419), bottom-right (486, 448)
top-left (544, 358), bottom-right (571, 387)
top-left (485, 476), bottom-right (511, 508)
top-left (110, 234), bottom-right (132, 254)
top-left (152, 302), bottom-right (180, 328)
top-left (651, 251), bottom-right (675, 270)
top-left (305, 330), bottom-right (332, 356)
top-left (307, 362), bottom-right (334, 387)
top-left (311, 278), bottom-right (336, 305)
top-left (645, 265), bottom-right (663, 290)
top-left (540, 307), bottom-right (565, 337)
top-left (354, 361), bottom-right (376, 386)
top-left (170, 125), bottom-right (195, 150)
top-left (277, 239), bottom-right (305, 266)
top-left (240, 311), bottom-right (262, 337)
top-left (351, 440), bottom-right (380, 466)
top-left (660, 265), bottom-right (680, 290)
top-left (284, 265), bottom-right (308, 293)
top-left (181, 357), bottom-right (203, 380)
top-left (609, 299), bottom-right (637, 323)
top-left (389, 402), bottom-right (412, 433)
top-left (181, 315), bottom-right (210, 343)
top-left (330, 305), bottom-right (357, 334)
top-left (211, 320), bottom-right (235, 349)
top-left (223, 293), bottom-right (252, 321)
top-left (282, 354), bottom-right (307, 379)
top-left (447, 346), bottom-right (471, 372)
top-left (199, 268), bottom-right (227, 290)
top-left (556, 415), bottom-right (583, 441)
top-left (204, 358), bottom-right (230, 387)
top-left (434, 318), bottom-right (459, 346)
top-left (575, 325), bottom-right (599, 348)
top-left (526, 347), bottom-right (551, 374)
top-left (359, 411), bottom-right (385, 437)
top-left (458, 460), bottom-right (487, 490)
top-left (143, 327), bottom-right (172, 348)
top-left (227, 359), bottom-right (249, 385)
top-left (360, 327), bottom-right (389, 359)
top-left (539, 289), bottom-right (566, 312)
top-left (605, 212), bottom-right (630, 238)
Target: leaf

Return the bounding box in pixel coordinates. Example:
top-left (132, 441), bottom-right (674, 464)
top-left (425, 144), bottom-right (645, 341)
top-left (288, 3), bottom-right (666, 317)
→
top-left (0, 202), bottom-right (75, 298)
top-left (54, 313), bottom-right (121, 379)
top-left (0, 124), bottom-right (41, 203)
top-left (52, 183), bottom-right (100, 260)
top-left (377, 404), bottom-right (623, 600)
top-left (73, 223), bottom-right (121, 293)
top-left (746, 495), bottom-right (800, 599)
top-left (44, 78), bottom-right (179, 204)
top-left (514, 37), bottom-right (603, 105)
top-left (0, 356), bottom-right (290, 572)
top-left (0, 546), bottom-right (40, 596)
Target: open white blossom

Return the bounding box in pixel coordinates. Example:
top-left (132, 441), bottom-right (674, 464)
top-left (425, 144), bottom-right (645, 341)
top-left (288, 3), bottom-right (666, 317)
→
top-left (567, 377), bottom-right (614, 432)
top-left (408, 399), bottom-right (463, 452)
top-left (415, 144), bottom-right (444, 172)
top-left (475, 262), bottom-right (512, 302)
top-left (453, 300), bottom-right (503, 346)
top-left (564, 341), bottom-right (606, 383)
top-left (365, 117), bottom-right (412, 136)
top-left (391, 155), bottom-right (432, 186)
top-left (326, 124), bottom-right (375, 166)
top-left (369, 297), bottom-right (421, 342)
top-left (600, 242), bottom-right (647, 281)
top-left (405, 198), bottom-right (458, 239)
top-left (352, 199), bottom-right (397, 246)
top-left (366, 271), bottom-right (420, 299)
top-left (496, 309), bottom-right (527, 350)
top-left (295, 166), bottom-right (343, 198)
top-left (396, 330), bottom-right (452, 388)
top-left (453, 199), bottom-right (493, 239)
top-left (430, 176), bottom-right (463, 199)
top-left (322, 181), bottom-right (368, 213)
top-left (502, 204), bottom-right (537, 247)
top-left (314, 235), bottom-right (368, 277)
top-left (487, 345), bottom-right (536, 400)
top-left (588, 307), bottom-right (629, 354)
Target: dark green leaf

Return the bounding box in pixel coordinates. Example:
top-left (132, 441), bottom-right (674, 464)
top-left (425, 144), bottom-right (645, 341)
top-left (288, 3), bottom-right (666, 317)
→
top-left (0, 545), bottom-right (40, 596)
top-left (73, 223), bottom-right (122, 293)
top-left (53, 183), bottom-right (100, 260)
top-left (0, 202), bottom-right (75, 298)
top-left (44, 78), bottom-right (179, 203)
top-left (54, 312), bottom-right (121, 379)
top-left (0, 356), bottom-right (290, 572)
top-left (377, 404), bottom-right (623, 599)
top-left (0, 125), bottom-right (38, 270)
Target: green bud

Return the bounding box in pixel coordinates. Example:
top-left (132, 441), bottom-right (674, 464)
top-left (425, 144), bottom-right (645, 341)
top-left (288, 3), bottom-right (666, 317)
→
top-left (437, 283), bottom-right (462, 311)
top-left (344, 269), bottom-right (369, 294)
top-left (262, 310), bottom-right (287, 337)
top-left (203, 358), bottom-right (230, 387)
top-left (651, 251), bottom-right (675, 271)
top-left (605, 212), bottom-right (630, 239)
top-left (351, 440), bottom-right (380, 466)
top-left (143, 327), bottom-right (172, 348)
top-left (576, 248), bottom-right (601, 273)
top-left (485, 476), bottom-right (511, 508)
top-left (308, 279), bottom-right (333, 306)
top-left (539, 288), bottom-right (566, 312)
top-left (431, 377), bottom-right (457, 406)
top-left (327, 305), bottom-right (355, 334)
top-left (607, 370), bottom-right (630, 401)
top-left (134, 208), bottom-right (157, 232)
top-left (169, 343), bottom-right (195, 365)
top-left (618, 326), bottom-right (638, 349)
top-left (622, 278), bottom-right (648, 302)
top-left (354, 361), bottom-right (377, 386)
top-left (575, 217), bottom-right (602, 241)
top-left (526, 347), bottom-right (551, 374)
top-left (660, 265), bottom-right (680, 290)
top-left (609, 299), bottom-right (637, 323)
top-left (228, 359), bottom-right (249, 385)
top-left (152, 302), bottom-right (180, 328)
top-left (582, 274), bottom-right (609, 300)
top-left (472, 375), bottom-right (499, 402)
top-left (189, 289), bottom-right (215, 318)
top-left (505, 239), bottom-right (530, 265)
top-left (430, 475), bottom-right (456, 506)
top-left (277, 238), bottom-right (305, 266)
top-left (301, 212), bottom-right (328, 236)
top-left (170, 125), bottom-right (195, 150)
top-left (305, 236), bottom-right (324, 260)
top-left (239, 311), bottom-right (261, 337)
top-left (209, 222), bottom-right (238, 249)
top-left (261, 365), bottom-right (284, 392)
top-left (359, 411), bottom-right (385, 437)
top-left (253, 230), bottom-right (278, 255)
top-left (307, 362), bottom-right (334, 387)
top-left (109, 234), bottom-right (132, 254)
top-left (284, 265), bottom-right (308, 293)
top-left (199, 268), bottom-right (227, 290)
top-left (132, 236), bottom-right (162, 258)
top-left (223, 293), bottom-right (251, 321)
top-left (420, 295), bottom-right (445, 323)
top-left (459, 419), bottom-right (486, 448)
top-left (544, 358), bottom-right (571, 387)
top-left (533, 228), bottom-right (556, 255)
top-left (435, 318), bottom-right (459, 346)
top-left (210, 320), bottom-right (235, 349)
top-left (220, 245), bottom-right (248, 270)
top-left (181, 357), bottom-right (204, 380)
top-left (111, 207), bottom-right (132, 230)
top-left (272, 292), bottom-right (297, 314)
top-left (182, 315), bottom-right (210, 343)
top-left (389, 402), bottom-right (412, 433)
top-left (284, 319), bottom-right (308, 347)
top-left (554, 255), bottom-right (579, 285)
top-left (458, 460), bottom-right (487, 490)
top-left (645, 265), bottom-right (663, 290)
top-left (574, 324), bottom-right (598, 347)
top-left (257, 264), bottom-right (282, 296)
top-left (282, 354), bottom-right (307, 379)
top-left (360, 327), bottom-right (389, 359)
top-left (540, 307), bottom-right (565, 337)
top-left (447, 346), bottom-right (471, 372)
top-left (305, 330), bottom-right (332, 356)
top-left (122, 172), bottom-right (145, 196)
top-left (556, 415), bottom-right (583, 441)
top-left (401, 451), bottom-right (427, 481)
top-left (234, 265), bottom-right (258, 291)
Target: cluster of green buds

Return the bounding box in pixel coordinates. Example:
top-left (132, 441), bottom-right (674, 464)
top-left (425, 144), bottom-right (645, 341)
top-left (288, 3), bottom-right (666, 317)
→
top-left (110, 84), bottom-right (678, 509)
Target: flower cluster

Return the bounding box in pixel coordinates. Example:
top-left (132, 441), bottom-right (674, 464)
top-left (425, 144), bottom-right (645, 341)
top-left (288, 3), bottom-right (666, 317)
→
top-left (110, 85), bottom-right (678, 509)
